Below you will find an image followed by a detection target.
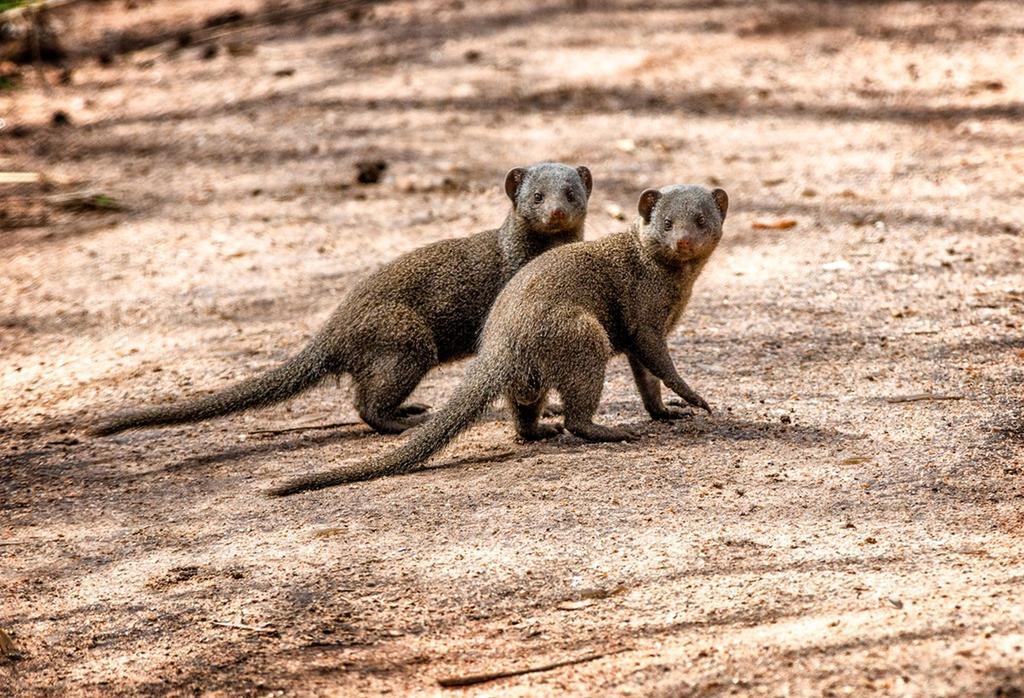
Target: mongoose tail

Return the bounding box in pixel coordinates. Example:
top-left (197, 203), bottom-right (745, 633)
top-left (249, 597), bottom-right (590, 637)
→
top-left (90, 339), bottom-right (338, 436)
top-left (267, 354), bottom-right (506, 496)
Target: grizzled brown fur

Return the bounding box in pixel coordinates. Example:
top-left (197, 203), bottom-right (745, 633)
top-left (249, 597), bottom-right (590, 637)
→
top-left (270, 184), bottom-right (728, 495)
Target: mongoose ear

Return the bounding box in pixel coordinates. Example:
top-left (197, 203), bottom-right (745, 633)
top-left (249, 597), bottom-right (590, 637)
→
top-left (576, 166), bottom-right (593, 196)
top-left (711, 188), bottom-right (729, 220)
top-left (504, 167), bottom-right (527, 202)
top-left (637, 189), bottom-right (661, 223)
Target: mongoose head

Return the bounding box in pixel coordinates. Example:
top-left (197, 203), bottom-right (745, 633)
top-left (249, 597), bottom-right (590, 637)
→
top-left (504, 162), bottom-right (593, 234)
top-left (636, 185), bottom-right (728, 266)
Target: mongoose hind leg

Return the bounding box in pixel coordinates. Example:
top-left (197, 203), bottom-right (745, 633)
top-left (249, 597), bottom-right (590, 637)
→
top-left (394, 402), bottom-right (431, 418)
top-left (509, 390), bottom-right (562, 441)
top-left (563, 403), bottom-right (638, 443)
top-left (353, 352), bottom-right (434, 434)
top-left (554, 324), bottom-right (638, 443)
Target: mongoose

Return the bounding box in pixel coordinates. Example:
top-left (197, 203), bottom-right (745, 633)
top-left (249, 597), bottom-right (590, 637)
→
top-left (91, 162), bottom-right (593, 437)
top-left (268, 184), bottom-right (727, 496)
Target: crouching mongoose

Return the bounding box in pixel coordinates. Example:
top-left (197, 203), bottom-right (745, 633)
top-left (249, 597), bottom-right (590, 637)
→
top-left (268, 184), bottom-right (727, 495)
top-left (91, 163), bottom-right (593, 436)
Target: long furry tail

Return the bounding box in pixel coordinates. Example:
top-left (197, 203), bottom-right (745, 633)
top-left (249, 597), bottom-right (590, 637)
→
top-left (267, 354), bottom-right (505, 496)
top-left (90, 339), bottom-right (338, 437)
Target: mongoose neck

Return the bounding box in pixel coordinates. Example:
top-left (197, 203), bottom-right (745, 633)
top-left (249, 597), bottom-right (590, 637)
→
top-left (498, 210), bottom-right (584, 278)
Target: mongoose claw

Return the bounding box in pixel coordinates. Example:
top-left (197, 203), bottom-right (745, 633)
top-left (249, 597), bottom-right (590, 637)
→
top-left (675, 392), bottom-right (712, 414)
top-left (653, 401), bottom-right (696, 420)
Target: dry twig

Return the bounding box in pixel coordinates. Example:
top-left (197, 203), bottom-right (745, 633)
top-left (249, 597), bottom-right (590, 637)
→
top-left (437, 647), bottom-right (630, 688)
top-left (211, 620), bottom-right (277, 634)
top-left (248, 420), bottom-right (361, 437)
top-left (885, 394), bottom-right (965, 404)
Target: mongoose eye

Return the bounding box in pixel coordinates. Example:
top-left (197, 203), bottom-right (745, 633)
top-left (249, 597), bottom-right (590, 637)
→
top-left (694, 214), bottom-right (707, 228)
top-left (564, 187), bottom-right (576, 203)
top-left (663, 218), bottom-right (673, 231)
top-left (533, 192), bottom-right (544, 204)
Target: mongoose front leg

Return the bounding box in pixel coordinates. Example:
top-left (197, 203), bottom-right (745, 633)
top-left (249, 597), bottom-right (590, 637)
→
top-left (629, 332), bottom-right (711, 414)
top-left (628, 354), bottom-right (694, 420)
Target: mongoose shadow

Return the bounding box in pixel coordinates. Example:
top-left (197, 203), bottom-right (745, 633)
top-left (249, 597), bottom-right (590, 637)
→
top-left (270, 184), bottom-right (745, 495)
top-left (162, 425), bottom-right (375, 473)
top-left (302, 413), bottom-right (864, 486)
top-left (88, 162), bottom-right (593, 438)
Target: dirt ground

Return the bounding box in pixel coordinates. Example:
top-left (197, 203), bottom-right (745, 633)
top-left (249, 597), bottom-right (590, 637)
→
top-left (2, 0), bottom-right (1023, 695)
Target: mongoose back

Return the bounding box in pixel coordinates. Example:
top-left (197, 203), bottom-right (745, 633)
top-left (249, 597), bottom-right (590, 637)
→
top-left (269, 184), bottom-right (728, 495)
top-left (91, 163), bottom-right (593, 436)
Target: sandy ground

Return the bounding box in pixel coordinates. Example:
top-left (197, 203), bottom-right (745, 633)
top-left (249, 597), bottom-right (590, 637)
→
top-left (2, 0), bottom-right (1023, 695)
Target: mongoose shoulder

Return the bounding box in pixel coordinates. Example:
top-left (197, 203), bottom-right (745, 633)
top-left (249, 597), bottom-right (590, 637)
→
top-left (90, 162), bottom-right (593, 437)
top-left (269, 183), bottom-right (728, 495)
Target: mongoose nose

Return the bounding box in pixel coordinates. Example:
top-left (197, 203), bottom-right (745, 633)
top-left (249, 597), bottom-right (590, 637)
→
top-left (549, 208), bottom-right (567, 223)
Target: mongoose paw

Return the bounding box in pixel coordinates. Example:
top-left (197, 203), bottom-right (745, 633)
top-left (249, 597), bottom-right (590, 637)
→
top-left (674, 392), bottom-right (712, 415)
top-left (367, 412), bottom-right (429, 434)
top-left (604, 426), bottom-right (641, 442)
top-left (516, 423), bottom-right (564, 442)
top-left (651, 402), bottom-right (695, 420)
top-left (396, 402), bottom-right (431, 417)
top-left (567, 423), bottom-right (640, 442)
top-left (541, 403), bottom-right (564, 418)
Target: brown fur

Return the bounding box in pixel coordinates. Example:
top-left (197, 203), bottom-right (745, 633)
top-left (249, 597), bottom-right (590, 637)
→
top-left (90, 163), bottom-right (593, 437)
top-left (269, 184), bottom-right (728, 495)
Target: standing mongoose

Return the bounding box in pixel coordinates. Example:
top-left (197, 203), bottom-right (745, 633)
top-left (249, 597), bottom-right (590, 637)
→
top-left (90, 162), bottom-right (593, 437)
top-left (268, 184), bottom-right (727, 495)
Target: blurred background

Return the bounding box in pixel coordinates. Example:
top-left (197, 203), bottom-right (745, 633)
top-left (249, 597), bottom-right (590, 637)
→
top-left (2, 0), bottom-right (1020, 384)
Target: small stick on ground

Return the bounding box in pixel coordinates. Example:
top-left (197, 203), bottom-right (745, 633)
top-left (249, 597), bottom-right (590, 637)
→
top-left (885, 394), bottom-right (965, 404)
top-left (0, 541), bottom-right (37, 546)
top-left (0, 172), bottom-right (42, 184)
top-left (211, 620), bottom-right (278, 634)
top-left (0, 538), bottom-right (60, 546)
top-left (248, 420), bottom-right (361, 437)
top-left (437, 647), bottom-right (630, 688)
